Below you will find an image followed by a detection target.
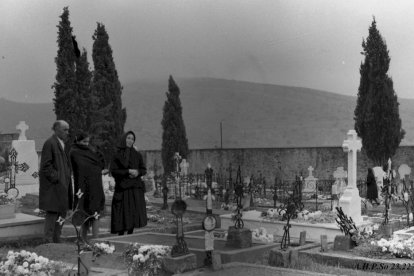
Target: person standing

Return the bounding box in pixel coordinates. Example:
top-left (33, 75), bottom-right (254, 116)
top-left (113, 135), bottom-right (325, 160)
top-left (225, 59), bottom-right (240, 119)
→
top-left (110, 131), bottom-right (147, 235)
top-left (366, 167), bottom-right (379, 205)
top-left (70, 131), bottom-right (108, 240)
top-left (39, 120), bottom-right (73, 243)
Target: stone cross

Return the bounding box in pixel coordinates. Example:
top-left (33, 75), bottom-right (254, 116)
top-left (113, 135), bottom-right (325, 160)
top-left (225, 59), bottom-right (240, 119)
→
top-left (308, 166), bottom-right (314, 177)
top-left (16, 121), bottom-right (29, 141)
top-left (342, 130), bottom-right (362, 189)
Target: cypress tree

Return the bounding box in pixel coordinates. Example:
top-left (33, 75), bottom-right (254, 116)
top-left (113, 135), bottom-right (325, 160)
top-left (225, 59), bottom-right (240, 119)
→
top-left (354, 18), bottom-right (405, 166)
top-left (74, 49), bottom-right (92, 132)
top-left (52, 7), bottom-right (77, 136)
top-left (161, 76), bottom-right (189, 176)
top-left (91, 23), bottom-right (126, 159)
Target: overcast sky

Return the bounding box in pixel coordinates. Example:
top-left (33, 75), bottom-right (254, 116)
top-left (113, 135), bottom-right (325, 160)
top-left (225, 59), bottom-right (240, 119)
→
top-left (1, 0), bottom-right (414, 103)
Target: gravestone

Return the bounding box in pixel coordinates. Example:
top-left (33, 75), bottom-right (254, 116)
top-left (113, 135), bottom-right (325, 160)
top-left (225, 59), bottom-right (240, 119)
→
top-left (373, 166), bottom-right (385, 200)
top-left (333, 167), bottom-right (347, 196)
top-left (180, 159), bottom-right (189, 176)
top-left (398, 164), bottom-right (411, 195)
top-left (11, 121), bottom-right (39, 197)
top-left (338, 130), bottom-right (362, 225)
top-left (332, 167), bottom-right (347, 210)
top-left (302, 166), bottom-right (318, 199)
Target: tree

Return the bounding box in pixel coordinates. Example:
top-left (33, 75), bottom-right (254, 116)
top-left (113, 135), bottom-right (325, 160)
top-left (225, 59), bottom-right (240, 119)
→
top-left (161, 76), bottom-right (189, 176)
top-left (354, 18), bottom-right (405, 166)
top-left (91, 23), bottom-right (126, 160)
top-left (52, 7), bottom-right (77, 138)
top-left (74, 49), bottom-right (93, 132)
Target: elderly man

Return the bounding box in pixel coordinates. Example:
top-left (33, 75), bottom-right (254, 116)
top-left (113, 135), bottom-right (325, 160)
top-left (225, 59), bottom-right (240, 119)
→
top-left (39, 120), bottom-right (73, 243)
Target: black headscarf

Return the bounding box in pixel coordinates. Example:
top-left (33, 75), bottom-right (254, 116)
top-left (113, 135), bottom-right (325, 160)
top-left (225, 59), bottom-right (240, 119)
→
top-left (116, 131), bottom-right (136, 167)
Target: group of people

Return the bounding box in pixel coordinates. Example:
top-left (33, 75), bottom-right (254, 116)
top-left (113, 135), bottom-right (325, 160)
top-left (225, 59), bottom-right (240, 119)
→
top-left (39, 120), bottom-right (147, 243)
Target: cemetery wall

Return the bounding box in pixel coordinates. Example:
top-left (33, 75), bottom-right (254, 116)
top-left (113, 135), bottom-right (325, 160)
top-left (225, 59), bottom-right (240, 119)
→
top-left (142, 146), bottom-right (414, 182)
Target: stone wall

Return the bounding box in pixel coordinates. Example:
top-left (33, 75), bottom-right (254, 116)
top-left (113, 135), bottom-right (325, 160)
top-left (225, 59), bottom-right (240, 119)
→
top-left (142, 146), bottom-right (414, 182)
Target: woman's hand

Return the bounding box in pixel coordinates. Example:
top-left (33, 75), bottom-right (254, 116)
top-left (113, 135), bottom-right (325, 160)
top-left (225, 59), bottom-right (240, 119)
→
top-left (128, 169), bottom-right (138, 178)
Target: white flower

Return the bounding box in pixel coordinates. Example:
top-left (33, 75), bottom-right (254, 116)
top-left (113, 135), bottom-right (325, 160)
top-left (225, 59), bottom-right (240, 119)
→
top-left (22, 261), bottom-right (28, 268)
top-left (132, 254), bottom-right (139, 261)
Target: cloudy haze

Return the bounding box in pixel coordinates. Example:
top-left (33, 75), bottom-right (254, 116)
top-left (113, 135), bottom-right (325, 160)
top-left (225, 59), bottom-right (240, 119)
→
top-left (2, 0), bottom-right (414, 102)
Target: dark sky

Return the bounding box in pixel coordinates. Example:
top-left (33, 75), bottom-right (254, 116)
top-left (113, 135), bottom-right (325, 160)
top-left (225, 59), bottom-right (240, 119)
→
top-left (1, 0), bottom-right (414, 102)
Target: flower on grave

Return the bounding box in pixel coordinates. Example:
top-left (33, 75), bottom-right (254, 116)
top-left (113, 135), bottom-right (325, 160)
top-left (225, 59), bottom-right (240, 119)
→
top-left (84, 242), bottom-right (115, 258)
top-left (372, 236), bottom-right (414, 259)
top-left (251, 228), bottom-right (274, 243)
top-left (0, 192), bottom-right (14, 205)
top-left (0, 250), bottom-right (71, 275)
top-left (123, 243), bottom-right (171, 276)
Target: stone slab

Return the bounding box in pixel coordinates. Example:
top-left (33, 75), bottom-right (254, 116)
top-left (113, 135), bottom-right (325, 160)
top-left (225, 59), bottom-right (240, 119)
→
top-left (0, 212), bottom-right (44, 240)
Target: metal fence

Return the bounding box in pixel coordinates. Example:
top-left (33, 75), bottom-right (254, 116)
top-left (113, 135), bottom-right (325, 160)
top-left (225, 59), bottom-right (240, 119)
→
top-left (152, 170), bottom-right (372, 210)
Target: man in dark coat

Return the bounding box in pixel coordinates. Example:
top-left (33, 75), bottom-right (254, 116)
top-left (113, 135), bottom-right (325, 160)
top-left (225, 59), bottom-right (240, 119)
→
top-left (39, 120), bottom-right (73, 243)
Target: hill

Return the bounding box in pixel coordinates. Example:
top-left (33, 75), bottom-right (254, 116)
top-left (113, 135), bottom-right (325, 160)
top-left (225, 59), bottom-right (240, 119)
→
top-left (1, 78), bottom-right (414, 150)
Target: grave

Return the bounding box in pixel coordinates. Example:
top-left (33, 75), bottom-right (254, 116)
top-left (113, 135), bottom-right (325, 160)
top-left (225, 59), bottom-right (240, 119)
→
top-left (11, 121), bottom-right (39, 197)
top-left (0, 213), bottom-right (44, 241)
top-left (302, 166), bottom-right (318, 199)
top-left (96, 230), bottom-right (278, 268)
top-left (220, 210), bottom-right (344, 242)
top-left (338, 130), bottom-right (363, 225)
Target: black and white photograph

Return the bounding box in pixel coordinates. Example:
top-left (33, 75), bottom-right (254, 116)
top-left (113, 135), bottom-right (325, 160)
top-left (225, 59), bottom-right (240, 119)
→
top-left (1, 1), bottom-right (414, 275)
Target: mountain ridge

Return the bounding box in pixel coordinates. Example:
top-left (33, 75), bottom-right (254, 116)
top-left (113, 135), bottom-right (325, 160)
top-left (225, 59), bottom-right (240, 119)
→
top-left (1, 78), bottom-right (413, 151)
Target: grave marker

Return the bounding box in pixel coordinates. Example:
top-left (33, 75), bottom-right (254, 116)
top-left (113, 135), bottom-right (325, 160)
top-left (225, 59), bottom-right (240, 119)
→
top-left (11, 121), bottom-right (39, 197)
top-left (338, 130), bottom-right (362, 225)
top-left (303, 166), bottom-right (318, 199)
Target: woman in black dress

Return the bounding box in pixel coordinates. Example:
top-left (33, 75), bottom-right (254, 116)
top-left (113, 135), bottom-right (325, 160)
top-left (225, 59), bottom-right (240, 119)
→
top-left (366, 167), bottom-right (379, 205)
top-left (110, 131), bottom-right (147, 235)
top-left (70, 131), bottom-right (107, 240)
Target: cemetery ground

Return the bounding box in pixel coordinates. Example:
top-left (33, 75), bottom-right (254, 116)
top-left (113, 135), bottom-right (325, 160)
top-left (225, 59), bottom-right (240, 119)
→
top-left (2, 195), bottom-right (414, 275)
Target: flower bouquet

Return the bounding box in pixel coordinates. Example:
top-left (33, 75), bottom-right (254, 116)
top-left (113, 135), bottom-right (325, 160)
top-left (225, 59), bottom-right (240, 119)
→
top-left (123, 243), bottom-right (171, 276)
top-left (0, 250), bottom-right (71, 276)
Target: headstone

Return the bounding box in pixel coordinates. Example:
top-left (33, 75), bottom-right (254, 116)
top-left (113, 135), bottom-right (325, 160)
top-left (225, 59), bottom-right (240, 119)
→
top-left (338, 130), bottom-right (362, 225)
top-left (226, 226), bottom-right (252, 248)
top-left (333, 167), bottom-right (347, 196)
top-left (11, 121), bottom-right (39, 197)
top-left (398, 164), bottom-right (411, 179)
top-left (373, 166), bottom-right (385, 200)
top-left (397, 164), bottom-right (411, 195)
top-left (302, 166), bottom-right (318, 198)
top-left (333, 235), bottom-right (355, 251)
top-left (180, 159), bottom-right (189, 176)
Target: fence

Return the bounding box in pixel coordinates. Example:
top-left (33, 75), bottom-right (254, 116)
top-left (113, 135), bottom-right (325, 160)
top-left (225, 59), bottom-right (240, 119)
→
top-left (151, 170), bottom-right (374, 211)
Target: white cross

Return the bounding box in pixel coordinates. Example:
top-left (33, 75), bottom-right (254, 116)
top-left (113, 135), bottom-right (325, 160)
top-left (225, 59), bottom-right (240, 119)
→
top-left (342, 130), bottom-right (362, 189)
top-left (16, 121), bottom-right (29, 141)
top-left (308, 166), bottom-right (314, 177)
